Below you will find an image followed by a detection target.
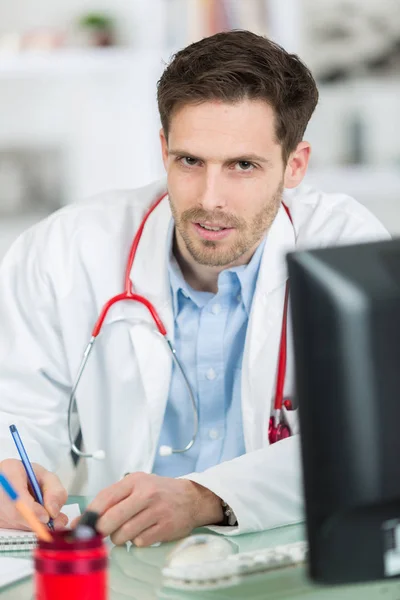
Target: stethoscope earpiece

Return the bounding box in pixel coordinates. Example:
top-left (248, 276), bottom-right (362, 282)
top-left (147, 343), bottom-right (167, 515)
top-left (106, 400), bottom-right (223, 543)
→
top-left (159, 445), bottom-right (173, 457)
top-left (92, 450), bottom-right (106, 460)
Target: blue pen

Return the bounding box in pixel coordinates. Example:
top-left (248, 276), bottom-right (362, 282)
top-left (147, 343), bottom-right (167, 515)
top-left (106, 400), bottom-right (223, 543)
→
top-left (9, 425), bottom-right (54, 531)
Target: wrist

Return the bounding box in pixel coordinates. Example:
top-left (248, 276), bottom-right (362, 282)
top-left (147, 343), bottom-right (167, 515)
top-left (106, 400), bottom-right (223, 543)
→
top-left (185, 480), bottom-right (224, 528)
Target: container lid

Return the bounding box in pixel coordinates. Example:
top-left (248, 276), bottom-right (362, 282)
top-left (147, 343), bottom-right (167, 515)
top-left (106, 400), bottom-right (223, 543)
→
top-left (38, 529), bottom-right (103, 550)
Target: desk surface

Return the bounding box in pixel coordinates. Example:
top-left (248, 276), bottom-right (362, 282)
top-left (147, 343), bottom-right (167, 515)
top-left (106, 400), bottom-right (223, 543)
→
top-left (2, 497), bottom-right (400, 599)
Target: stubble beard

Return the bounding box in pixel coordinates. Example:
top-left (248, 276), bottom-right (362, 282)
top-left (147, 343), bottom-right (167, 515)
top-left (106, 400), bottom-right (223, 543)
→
top-left (169, 182), bottom-right (284, 268)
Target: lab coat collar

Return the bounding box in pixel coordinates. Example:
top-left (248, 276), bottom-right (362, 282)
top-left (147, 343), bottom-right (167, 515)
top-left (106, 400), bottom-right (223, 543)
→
top-left (256, 199), bottom-right (296, 298)
top-left (124, 190), bottom-right (173, 472)
top-left (128, 191), bottom-right (173, 331)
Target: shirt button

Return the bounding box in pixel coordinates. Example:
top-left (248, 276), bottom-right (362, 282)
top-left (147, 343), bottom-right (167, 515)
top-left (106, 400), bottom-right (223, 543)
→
top-left (208, 429), bottom-right (219, 440)
top-left (206, 368), bottom-right (216, 380)
top-left (211, 303), bottom-right (221, 315)
top-left (236, 293), bottom-right (242, 302)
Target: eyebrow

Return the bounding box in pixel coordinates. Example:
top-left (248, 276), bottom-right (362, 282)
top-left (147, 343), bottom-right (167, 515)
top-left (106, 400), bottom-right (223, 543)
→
top-left (168, 149), bottom-right (272, 166)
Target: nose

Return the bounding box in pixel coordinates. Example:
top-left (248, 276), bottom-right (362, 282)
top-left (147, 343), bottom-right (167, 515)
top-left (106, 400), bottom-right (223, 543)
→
top-left (199, 168), bottom-right (227, 212)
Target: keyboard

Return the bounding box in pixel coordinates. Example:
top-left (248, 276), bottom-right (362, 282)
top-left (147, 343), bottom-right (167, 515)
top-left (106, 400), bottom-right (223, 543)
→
top-left (162, 540), bottom-right (308, 591)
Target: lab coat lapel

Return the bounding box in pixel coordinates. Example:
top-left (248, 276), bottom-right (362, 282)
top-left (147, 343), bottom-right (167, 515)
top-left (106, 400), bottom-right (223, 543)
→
top-left (242, 202), bottom-right (296, 452)
top-left (127, 194), bottom-right (175, 466)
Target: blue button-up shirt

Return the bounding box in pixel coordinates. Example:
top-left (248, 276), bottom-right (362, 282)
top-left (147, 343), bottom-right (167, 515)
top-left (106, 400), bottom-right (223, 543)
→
top-left (152, 226), bottom-right (266, 478)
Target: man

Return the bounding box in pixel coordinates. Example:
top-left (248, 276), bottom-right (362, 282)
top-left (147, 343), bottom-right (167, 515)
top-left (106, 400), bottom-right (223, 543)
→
top-left (0, 31), bottom-right (389, 546)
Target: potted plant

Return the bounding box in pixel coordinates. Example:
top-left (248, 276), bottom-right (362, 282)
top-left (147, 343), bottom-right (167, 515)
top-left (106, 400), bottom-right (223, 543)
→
top-left (78, 13), bottom-right (115, 47)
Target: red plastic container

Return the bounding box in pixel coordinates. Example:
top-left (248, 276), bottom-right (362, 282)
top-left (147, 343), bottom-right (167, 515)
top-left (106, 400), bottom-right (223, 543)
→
top-left (34, 530), bottom-right (108, 599)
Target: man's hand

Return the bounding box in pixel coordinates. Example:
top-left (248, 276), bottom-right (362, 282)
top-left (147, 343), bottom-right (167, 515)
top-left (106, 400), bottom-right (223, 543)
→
top-left (87, 472), bottom-right (224, 547)
top-left (0, 459), bottom-right (68, 530)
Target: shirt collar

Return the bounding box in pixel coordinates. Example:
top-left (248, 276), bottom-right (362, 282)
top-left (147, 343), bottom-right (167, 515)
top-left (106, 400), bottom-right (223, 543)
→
top-left (167, 222), bottom-right (193, 317)
top-left (228, 235), bottom-right (266, 315)
top-left (167, 220), bottom-right (267, 318)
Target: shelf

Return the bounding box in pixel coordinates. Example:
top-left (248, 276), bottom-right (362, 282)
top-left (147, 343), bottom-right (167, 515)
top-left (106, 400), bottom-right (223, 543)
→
top-left (0, 48), bottom-right (169, 78)
top-left (306, 166), bottom-right (400, 196)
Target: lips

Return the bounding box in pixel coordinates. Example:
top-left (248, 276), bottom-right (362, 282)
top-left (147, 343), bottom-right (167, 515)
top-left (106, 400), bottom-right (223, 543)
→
top-left (192, 222), bottom-right (234, 241)
top-left (198, 222), bottom-right (226, 231)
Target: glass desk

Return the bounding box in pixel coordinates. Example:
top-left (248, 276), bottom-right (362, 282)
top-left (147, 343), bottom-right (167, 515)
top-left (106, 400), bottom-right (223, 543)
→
top-left (2, 496), bottom-right (400, 599)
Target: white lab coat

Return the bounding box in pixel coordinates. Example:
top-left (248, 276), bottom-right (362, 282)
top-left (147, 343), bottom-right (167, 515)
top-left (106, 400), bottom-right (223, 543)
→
top-left (0, 179), bottom-right (390, 535)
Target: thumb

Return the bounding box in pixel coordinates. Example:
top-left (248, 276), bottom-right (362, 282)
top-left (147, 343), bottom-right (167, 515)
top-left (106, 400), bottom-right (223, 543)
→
top-left (34, 464), bottom-right (68, 520)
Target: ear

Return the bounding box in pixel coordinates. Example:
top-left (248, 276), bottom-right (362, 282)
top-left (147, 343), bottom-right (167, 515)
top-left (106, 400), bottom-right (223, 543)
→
top-left (283, 141), bottom-right (311, 189)
top-left (159, 129), bottom-right (169, 170)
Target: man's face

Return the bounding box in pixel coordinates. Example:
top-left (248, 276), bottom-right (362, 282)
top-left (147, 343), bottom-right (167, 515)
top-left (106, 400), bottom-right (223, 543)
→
top-left (161, 99), bottom-right (286, 268)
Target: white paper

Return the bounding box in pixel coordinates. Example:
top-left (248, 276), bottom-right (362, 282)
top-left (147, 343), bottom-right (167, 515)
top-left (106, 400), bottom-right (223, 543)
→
top-left (60, 503), bottom-right (81, 527)
top-left (0, 557), bottom-right (33, 589)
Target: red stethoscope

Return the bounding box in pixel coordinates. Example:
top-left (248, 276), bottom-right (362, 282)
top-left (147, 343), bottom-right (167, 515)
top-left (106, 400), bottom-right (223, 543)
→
top-left (268, 201), bottom-right (293, 445)
top-left (67, 192), bottom-right (292, 460)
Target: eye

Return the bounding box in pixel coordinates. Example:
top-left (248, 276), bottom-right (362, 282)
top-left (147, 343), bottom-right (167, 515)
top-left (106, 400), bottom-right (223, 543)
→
top-left (178, 156), bottom-right (200, 167)
top-left (235, 161), bottom-right (256, 172)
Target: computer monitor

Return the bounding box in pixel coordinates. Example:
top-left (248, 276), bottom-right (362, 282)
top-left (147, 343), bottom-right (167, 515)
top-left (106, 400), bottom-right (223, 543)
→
top-left (287, 238), bottom-right (400, 585)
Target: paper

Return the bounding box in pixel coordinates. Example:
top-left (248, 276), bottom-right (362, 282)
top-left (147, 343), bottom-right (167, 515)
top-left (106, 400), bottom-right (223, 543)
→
top-left (0, 557), bottom-right (33, 589)
top-left (59, 503), bottom-right (82, 527)
top-left (0, 503), bottom-right (81, 541)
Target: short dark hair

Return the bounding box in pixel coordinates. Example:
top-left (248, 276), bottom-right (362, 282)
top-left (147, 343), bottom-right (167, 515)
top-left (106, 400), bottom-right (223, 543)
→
top-left (157, 30), bottom-right (319, 163)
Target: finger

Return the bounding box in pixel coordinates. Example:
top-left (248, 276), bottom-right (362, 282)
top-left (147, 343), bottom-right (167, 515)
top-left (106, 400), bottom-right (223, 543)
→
top-left (87, 476), bottom-right (135, 516)
top-left (110, 508), bottom-right (157, 546)
top-left (36, 466), bottom-right (68, 519)
top-left (134, 523), bottom-right (165, 548)
top-left (1, 459), bottom-right (30, 492)
top-left (97, 493), bottom-right (149, 537)
top-left (0, 489), bottom-right (48, 530)
top-left (0, 461), bottom-right (49, 527)
top-left (53, 512), bottom-right (69, 530)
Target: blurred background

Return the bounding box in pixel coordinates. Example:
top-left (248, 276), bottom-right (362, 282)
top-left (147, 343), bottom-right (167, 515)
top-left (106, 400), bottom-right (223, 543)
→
top-left (0, 0), bottom-right (400, 260)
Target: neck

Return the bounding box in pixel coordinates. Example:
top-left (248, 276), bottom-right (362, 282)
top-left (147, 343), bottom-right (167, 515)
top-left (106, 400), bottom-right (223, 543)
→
top-left (173, 230), bottom-right (259, 294)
